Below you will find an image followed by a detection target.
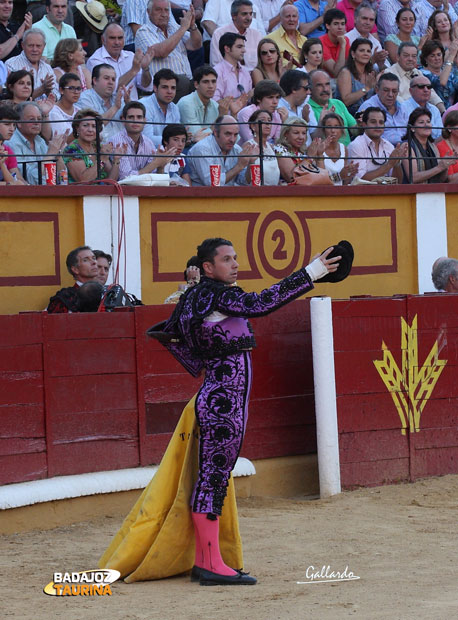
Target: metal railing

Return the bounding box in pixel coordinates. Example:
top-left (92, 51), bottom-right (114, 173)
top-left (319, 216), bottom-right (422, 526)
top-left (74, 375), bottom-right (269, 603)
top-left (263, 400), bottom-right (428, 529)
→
top-left (9, 116), bottom-right (457, 186)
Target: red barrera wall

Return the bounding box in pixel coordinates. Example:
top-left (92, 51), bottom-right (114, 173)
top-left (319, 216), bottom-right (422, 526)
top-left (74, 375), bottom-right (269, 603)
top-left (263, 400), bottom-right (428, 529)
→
top-left (0, 302), bottom-right (315, 486)
top-left (333, 294), bottom-right (458, 488)
top-left (1, 294), bottom-right (457, 490)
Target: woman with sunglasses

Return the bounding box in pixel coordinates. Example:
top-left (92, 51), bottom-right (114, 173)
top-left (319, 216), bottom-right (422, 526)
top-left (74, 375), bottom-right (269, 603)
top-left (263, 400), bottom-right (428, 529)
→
top-left (420, 39), bottom-right (458, 107)
top-left (402, 107), bottom-right (453, 183)
top-left (384, 8), bottom-right (423, 65)
top-left (336, 38), bottom-right (377, 117)
top-left (252, 38), bottom-right (286, 86)
top-left (49, 73), bottom-right (82, 138)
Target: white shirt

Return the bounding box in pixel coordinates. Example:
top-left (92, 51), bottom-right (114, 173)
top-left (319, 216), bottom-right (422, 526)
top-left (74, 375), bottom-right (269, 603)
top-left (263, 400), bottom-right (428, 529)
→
top-left (202, 0), bottom-right (266, 42)
top-left (348, 132), bottom-right (395, 179)
top-left (49, 104), bottom-right (79, 135)
top-left (86, 46), bottom-right (153, 101)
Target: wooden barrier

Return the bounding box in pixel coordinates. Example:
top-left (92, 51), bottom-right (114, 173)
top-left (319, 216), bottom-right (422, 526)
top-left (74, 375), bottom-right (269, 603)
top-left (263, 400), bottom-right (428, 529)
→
top-left (333, 293), bottom-right (458, 488)
top-left (0, 301), bottom-right (316, 486)
top-left (1, 293), bottom-right (457, 491)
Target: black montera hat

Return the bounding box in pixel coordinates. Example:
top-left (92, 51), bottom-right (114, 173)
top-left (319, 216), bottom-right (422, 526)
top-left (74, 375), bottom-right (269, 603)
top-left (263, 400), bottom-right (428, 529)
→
top-left (318, 240), bottom-right (354, 283)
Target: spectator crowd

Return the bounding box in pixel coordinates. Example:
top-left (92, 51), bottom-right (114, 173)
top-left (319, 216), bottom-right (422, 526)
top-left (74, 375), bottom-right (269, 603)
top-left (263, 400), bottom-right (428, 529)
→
top-left (1, 0), bottom-right (458, 185)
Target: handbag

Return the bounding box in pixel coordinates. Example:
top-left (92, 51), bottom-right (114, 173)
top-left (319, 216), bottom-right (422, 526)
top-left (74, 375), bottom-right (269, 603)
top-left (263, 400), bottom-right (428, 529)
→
top-left (291, 161), bottom-right (333, 186)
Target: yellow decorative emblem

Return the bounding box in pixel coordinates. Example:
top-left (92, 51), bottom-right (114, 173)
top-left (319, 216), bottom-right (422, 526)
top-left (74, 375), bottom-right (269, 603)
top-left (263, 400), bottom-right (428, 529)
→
top-left (373, 315), bottom-right (447, 434)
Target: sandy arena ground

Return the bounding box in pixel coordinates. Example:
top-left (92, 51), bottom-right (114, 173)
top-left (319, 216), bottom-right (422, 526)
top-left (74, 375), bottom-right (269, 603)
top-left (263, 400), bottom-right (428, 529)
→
top-left (1, 474), bottom-right (457, 620)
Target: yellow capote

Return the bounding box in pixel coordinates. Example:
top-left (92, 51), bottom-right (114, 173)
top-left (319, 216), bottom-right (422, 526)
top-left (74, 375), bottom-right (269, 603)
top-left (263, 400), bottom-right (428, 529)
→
top-left (99, 395), bottom-right (244, 582)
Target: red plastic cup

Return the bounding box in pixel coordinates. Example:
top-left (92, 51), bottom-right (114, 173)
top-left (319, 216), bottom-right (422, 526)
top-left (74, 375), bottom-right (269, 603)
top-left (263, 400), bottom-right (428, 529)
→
top-left (44, 162), bottom-right (57, 186)
top-left (251, 164), bottom-right (261, 186)
top-left (210, 164), bottom-right (221, 187)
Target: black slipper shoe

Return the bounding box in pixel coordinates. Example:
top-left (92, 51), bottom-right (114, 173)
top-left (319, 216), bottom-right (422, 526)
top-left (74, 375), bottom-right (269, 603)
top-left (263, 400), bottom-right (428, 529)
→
top-left (199, 568), bottom-right (257, 586)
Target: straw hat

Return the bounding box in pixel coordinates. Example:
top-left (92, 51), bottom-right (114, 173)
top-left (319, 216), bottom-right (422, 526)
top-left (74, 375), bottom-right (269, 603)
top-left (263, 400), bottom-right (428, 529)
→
top-left (75, 1), bottom-right (108, 33)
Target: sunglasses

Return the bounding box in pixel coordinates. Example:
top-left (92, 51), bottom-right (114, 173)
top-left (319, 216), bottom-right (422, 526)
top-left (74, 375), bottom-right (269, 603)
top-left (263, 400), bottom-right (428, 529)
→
top-left (261, 49), bottom-right (277, 55)
top-left (413, 84), bottom-right (433, 90)
top-left (64, 85), bottom-right (83, 92)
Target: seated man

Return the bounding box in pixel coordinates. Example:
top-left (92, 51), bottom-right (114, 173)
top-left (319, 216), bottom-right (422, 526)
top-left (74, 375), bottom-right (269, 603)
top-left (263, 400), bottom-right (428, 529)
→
top-left (6, 101), bottom-right (67, 185)
top-left (110, 101), bottom-right (175, 180)
top-left (308, 69), bottom-right (356, 145)
top-left (187, 114), bottom-right (258, 186)
top-left (78, 63), bottom-right (125, 139)
top-left (86, 23), bottom-right (154, 102)
top-left (202, 0), bottom-right (265, 39)
top-left (346, 4), bottom-right (388, 70)
top-left (320, 8), bottom-right (350, 78)
top-left (5, 28), bottom-right (59, 99)
top-left (135, 0), bottom-right (202, 101)
top-left (177, 65), bottom-right (219, 142)
top-left (347, 106), bottom-right (407, 182)
top-left (402, 75), bottom-right (443, 140)
top-left (210, 0), bottom-right (262, 71)
top-left (47, 245), bottom-right (98, 313)
top-left (213, 32), bottom-right (252, 103)
top-left (237, 79), bottom-right (287, 144)
top-left (139, 68), bottom-right (181, 146)
top-left (94, 249), bottom-right (112, 286)
top-left (268, 4), bottom-right (307, 64)
top-left (357, 72), bottom-right (408, 145)
top-left (0, 105), bottom-right (27, 184)
top-left (34, 0), bottom-right (77, 61)
top-left (336, 0), bottom-right (377, 33)
top-left (383, 41), bottom-right (445, 112)
top-left (279, 69), bottom-right (315, 123)
top-left (431, 257), bottom-right (458, 293)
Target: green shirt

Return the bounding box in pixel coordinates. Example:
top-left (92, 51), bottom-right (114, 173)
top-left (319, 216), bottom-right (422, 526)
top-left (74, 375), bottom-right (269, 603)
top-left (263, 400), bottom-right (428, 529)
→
top-left (308, 98), bottom-right (356, 146)
top-left (34, 16), bottom-right (77, 61)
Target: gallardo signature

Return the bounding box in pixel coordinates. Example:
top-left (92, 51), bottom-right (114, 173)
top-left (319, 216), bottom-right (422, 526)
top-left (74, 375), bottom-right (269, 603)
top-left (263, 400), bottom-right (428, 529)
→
top-left (297, 565), bottom-right (360, 584)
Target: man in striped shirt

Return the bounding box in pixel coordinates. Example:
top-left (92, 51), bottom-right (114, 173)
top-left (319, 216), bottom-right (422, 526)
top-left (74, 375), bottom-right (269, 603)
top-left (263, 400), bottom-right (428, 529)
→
top-left (135, 0), bottom-right (202, 101)
top-left (110, 101), bottom-right (177, 180)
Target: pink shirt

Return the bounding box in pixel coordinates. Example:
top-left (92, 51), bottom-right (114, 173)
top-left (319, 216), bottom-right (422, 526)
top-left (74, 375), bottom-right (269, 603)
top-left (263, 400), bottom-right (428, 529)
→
top-left (213, 59), bottom-right (253, 100)
top-left (210, 23), bottom-right (262, 71)
top-left (237, 104), bottom-right (282, 144)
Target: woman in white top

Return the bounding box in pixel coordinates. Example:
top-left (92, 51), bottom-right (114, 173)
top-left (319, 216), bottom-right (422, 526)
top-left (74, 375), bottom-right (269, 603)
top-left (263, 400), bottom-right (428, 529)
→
top-left (245, 109), bottom-right (280, 186)
top-left (317, 112), bottom-right (358, 185)
top-left (320, 112), bottom-right (358, 185)
top-left (49, 73), bottom-right (81, 139)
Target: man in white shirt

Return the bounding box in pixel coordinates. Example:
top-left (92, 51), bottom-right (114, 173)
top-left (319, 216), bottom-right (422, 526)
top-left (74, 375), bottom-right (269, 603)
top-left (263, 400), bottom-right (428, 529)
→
top-left (86, 23), bottom-right (154, 101)
top-left (383, 41), bottom-right (444, 110)
top-left (348, 106), bottom-right (407, 181)
top-left (210, 0), bottom-right (263, 71)
top-left (346, 4), bottom-right (388, 70)
top-left (110, 101), bottom-right (176, 180)
top-left (278, 69), bottom-right (317, 141)
top-left (135, 0), bottom-right (202, 101)
top-left (202, 0), bottom-right (265, 39)
top-left (34, 0), bottom-right (76, 61)
top-left (6, 28), bottom-right (59, 99)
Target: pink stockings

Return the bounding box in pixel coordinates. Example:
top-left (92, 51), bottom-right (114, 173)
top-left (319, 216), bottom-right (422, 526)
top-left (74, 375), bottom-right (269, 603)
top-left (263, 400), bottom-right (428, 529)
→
top-left (192, 512), bottom-right (237, 576)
